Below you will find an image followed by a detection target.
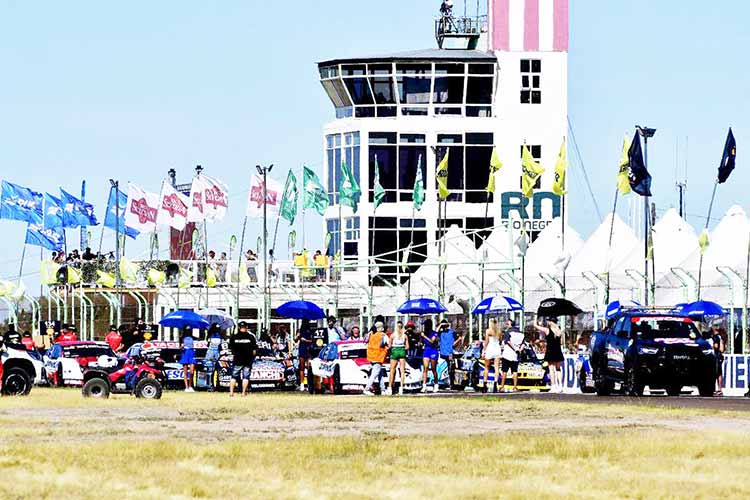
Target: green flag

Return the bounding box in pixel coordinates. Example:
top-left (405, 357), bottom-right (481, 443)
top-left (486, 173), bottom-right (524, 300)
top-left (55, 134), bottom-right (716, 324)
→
top-left (413, 154), bottom-right (425, 211)
top-left (280, 170), bottom-right (298, 224)
top-left (288, 230), bottom-right (296, 249)
top-left (373, 156), bottom-right (385, 211)
top-left (303, 166), bottom-right (329, 216)
top-left (339, 161), bottom-right (361, 212)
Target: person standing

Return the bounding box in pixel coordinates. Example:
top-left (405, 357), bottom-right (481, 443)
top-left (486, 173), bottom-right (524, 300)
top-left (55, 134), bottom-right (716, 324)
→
top-left (180, 330), bottom-right (196, 392)
top-left (438, 319), bottom-right (463, 390)
top-left (387, 322), bottom-right (409, 395)
top-left (21, 331), bottom-right (35, 351)
top-left (711, 321), bottom-right (725, 397)
top-left (364, 321), bottom-right (389, 396)
top-left (325, 316), bottom-right (345, 345)
top-left (349, 326), bottom-right (361, 340)
top-left (499, 323), bottom-right (525, 392)
top-left (105, 325), bottom-right (123, 353)
top-left (229, 321), bottom-right (257, 397)
top-left (295, 320), bottom-right (314, 391)
top-left (533, 317), bottom-right (565, 393)
top-left (205, 324), bottom-right (223, 392)
top-left (405, 321), bottom-right (421, 360)
top-left (3, 324), bottom-right (21, 345)
top-left (482, 318), bottom-right (503, 393)
top-left (421, 319), bottom-right (440, 393)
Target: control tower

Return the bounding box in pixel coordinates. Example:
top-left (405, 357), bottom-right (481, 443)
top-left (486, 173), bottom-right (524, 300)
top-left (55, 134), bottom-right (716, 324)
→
top-left (316, 0), bottom-right (568, 286)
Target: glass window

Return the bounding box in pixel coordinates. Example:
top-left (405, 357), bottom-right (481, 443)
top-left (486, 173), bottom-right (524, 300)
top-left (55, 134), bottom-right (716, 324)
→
top-left (466, 77), bottom-right (493, 104)
top-left (330, 79), bottom-right (352, 106)
top-left (435, 63), bottom-right (465, 75)
top-left (369, 132), bottom-right (397, 144)
top-left (521, 59), bottom-right (542, 104)
top-left (367, 64), bottom-right (392, 75)
top-left (401, 107), bottom-right (428, 116)
top-left (395, 63), bottom-right (431, 74)
top-left (467, 217), bottom-right (494, 248)
top-left (369, 76), bottom-right (396, 104)
top-left (433, 76), bottom-right (465, 104)
top-left (355, 107), bottom-right (375, 118)
top-left (466, 133), bottom-right (493, 145)
top-left (376, 107), bottom-right (397, 117)
top-left (344, 78), bottom-right (374, 105)
top-left (398, 145), bottom-right (426, 196)
top-left (469, 63), bottom-right (495, 75)
top-left (400, 134), bottom-right (425, 144)
top-left (438, 134), bottom-right (463, 144)
top-left (370, 146), bottom-right (397, 203)
top-left (398, 76), bottom-right (431, 105)
top-left (341, 64), bottom-right (366, 76)
top-left (466, 106), bottom-right (492, 118)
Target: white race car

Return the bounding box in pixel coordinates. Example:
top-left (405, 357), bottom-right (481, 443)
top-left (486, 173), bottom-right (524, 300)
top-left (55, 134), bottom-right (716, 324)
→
top-left (385, 357), bottom-right (451, 392)
top-left (307, 341), bottom-right (370, 394)
top-left (1, 341), bottom-right (43, 395)
top-left (43, 341), bottom-right (118, 387)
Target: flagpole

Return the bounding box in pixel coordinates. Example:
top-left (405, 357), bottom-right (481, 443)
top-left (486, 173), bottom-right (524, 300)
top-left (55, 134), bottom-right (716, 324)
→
top-left (335, 202), bottom-right (342, 316)
top-left (368, 204), bottom-right (376, 326)
top-left (561, 193), bottom-right (567, 296)
top-left (407, 204), bottom-right (416, 301)
top-left (301, 206), bottom-right (306, 300)
top-left (236, 215), bottom-right (248, 322)
top-left (697, 180), bottom-right (719, 300)
top-left (203, 219), bottom-right (210, 309)
top-left (111, 179), bottom-right (122, 326)
top-left (605, 188), bottom-right (619, 304)
top-left (437, 196), bottom-right (443, 303)
top-left (480, 191), bottom-right (490, 301)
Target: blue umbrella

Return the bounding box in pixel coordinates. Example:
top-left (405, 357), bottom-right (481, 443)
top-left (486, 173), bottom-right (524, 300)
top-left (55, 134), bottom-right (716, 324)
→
top-left (397, 298), bottom-right (448, 315)
top-left (472, 296), bottom-right (523, 315)
top-left (679, 300), bottom-right (726, 319)
top-left (276, 300), bottom-right (326, 320)
top-left (605, 300), bottom-right (641, 320)
top-left (159, 310), bottom-right (211, 329)
top-left (197, 308), bottom-right (235, 330)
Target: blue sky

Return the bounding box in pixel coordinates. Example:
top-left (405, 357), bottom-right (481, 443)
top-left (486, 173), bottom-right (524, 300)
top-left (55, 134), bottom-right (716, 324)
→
top-left (0, 0), bottom-right (747, 285)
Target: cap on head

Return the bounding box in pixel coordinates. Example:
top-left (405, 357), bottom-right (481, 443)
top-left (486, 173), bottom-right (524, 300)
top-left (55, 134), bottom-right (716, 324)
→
top-left (328, 316), bottom-right (336, 323)
top-left (405, 321), bottom-right (415, 328)
top-left (238, 321), bottom-right (249, 328)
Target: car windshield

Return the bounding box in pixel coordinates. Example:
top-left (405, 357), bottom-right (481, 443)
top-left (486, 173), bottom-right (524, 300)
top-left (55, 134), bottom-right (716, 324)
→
top-left (256, 342), bottom-right (278, 359)
top-left (632, 317), bottom-right (698, 339)
top-left (339, 347), bottom-right (367, 360)
top-left (63, 346), bottom-right (115, 358)
top-left (518, 348), bottom-right (539, 363)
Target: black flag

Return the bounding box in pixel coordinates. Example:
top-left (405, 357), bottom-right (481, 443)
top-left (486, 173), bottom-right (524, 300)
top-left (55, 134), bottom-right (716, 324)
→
top-left (628, 131), bottom-right (652, 196)
top-left (718, 127), bottom-right (737, 184)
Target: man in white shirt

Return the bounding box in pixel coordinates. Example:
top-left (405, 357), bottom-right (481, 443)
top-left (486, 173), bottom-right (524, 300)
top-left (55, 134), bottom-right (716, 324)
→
top-left (326, 316), bottom-right (345, 344)
top-left (499, 325), bottom-right (524, 392)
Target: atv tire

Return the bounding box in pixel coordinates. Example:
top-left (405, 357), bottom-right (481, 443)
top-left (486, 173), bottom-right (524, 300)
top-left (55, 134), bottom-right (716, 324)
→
top-left (135, 378), bottom-right (162, 399)
top-left (2, 367), bottom-right (32, 396)
top-left (82, 377), bottom-right (110, 399)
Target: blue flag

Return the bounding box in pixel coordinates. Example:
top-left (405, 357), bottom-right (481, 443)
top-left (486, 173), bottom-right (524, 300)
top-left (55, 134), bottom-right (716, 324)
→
top-left (104, 187), bottom-right (139, 239)
top-left (60, 188), bottom-right (98, 227)
top-left (43, 193), bottom-right (64, 229)
top-left (1, 181), bottom-right (43, 223)
top-left (627, 132), bottom-right (652, 197)
top-left (25, 221), bottom-right (65, 252)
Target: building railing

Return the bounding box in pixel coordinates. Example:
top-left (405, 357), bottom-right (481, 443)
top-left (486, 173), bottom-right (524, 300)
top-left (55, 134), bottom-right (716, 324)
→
top-left (435, 15), bottom-right (487, 48)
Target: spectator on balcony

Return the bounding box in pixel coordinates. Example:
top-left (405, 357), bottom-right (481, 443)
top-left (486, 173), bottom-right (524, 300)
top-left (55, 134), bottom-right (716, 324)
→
top-left (246, 250), bottom-right (258, 282)
top-left (349, 325), bottom-right (361, 340)
top-left (313, 250), bottom-right (327, 281)
top-left (440, 0), bottom-right (454, 17)
top-left (82, 247), bottom-right (95, 261)
top-left (217, 252), bottom-right (228, 282)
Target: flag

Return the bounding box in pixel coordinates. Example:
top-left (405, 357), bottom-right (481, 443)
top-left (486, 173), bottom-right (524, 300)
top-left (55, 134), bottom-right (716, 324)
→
top-left (96, 270), bottom-right (115, 288)
top-left (157, 182), bottom-right (190, 230)
top-left (187, 174), bottom-right (229, 222)
top-left (718, 128), bottom-right (737, 184)
top-left (60, 189), bottom-right (98, 227)
top-left (247, 175), bottom-right (283, 218)
top-left (627, 132), bottom-right (652, 197)
top-left (280, 170), bottom-right (299, 224)
top-left (413, 155), bottom-right (425, 211)
top-left (288, 230), bottom-right (296, 249)
top-left (147, 268), bottom-right (166, 286)
top-left (0, 280), bottom-right (14, 297)
top-left (486, 147), bottom-right (503, 194)
top-left (1, 181), bottom-right (42, 223)
top-left (521, 145), bottom-right (545, 198)
top-left (67, 266), bottom-right (82, 285)
top-left (120, 258), bottom-right (139, 283)
top-left (41, 260), bottom-right (61, 285)
top-left (617, 135), bottom-right (632, 195)
top-left (179, 268), bottom-right (193, 289)
top-left (43, 193), bottom-right (64, 229)
top-left (372, 156), bottom-right (386, 211)
top-left (124, 183), bottom-right (159, 233)
top-left (698, 229), bottom-right (710, 255)
top-left (552, 140), bottom-right (567, 196)
top-left (401, 246), bottom-right (411, 272)
top-left (303, 166), bottom-right (329, 216)
top-left (25, 221), bottom-right (64, 252)
top-left (104, 187), bottom-right (139, 239)
top-left (339, 162), bottom-right (361, 212)
top-left (10, 281), bottom-right (26, 301)
top-left (436, 149), bottom-right (450, 200)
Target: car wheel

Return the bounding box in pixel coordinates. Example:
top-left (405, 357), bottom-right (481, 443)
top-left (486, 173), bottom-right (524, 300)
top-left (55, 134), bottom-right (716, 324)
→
top-left (135, 378), bottom-right (162, 399)
top-left (82, 378), bottom-right (110, 399)
top-left (579, 370), bottom-right (595, 394)
top-left (333, 368), bottom-right (343, 395)
top-left (624, 366), bottom-right (644, 396)
top-left (593, 368), bottom-right (613, 396)
top-left (2, 367), bottom-right (32, 396)
top-left (698, 381), bottom-right (715, 397)
top-left (666, 384), bottom-right (682, 397)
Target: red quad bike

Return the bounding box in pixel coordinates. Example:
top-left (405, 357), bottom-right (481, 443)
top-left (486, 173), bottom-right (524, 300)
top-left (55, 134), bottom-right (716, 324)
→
top-left (81, 354), bottom-right (166, 399)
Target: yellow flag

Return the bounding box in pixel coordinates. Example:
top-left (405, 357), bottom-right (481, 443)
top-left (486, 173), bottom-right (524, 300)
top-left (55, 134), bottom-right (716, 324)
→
top-left (0, 280), bottom-right (14, 297)
top-left (617, 135), bottom-right (632, 195)
top-left (179, 268), bottom-right (194, 288)
top-left (96, 270), bottom-right (115, 288)
top-left (486, 147), bottom-right (503, 194)
top-left (120, 258), bottom-right (139, 283)
top-left (10, 281), bottom-right (25, 300)
top-left (147, 268), bottom-right (166, 286)
top-left (206, 268), bottom-right (217, 288)
top-left (67, 266), bottom-right (81, 285)
top-left (552, 139), bottom-right (567, 196)
top-left (436, 149), bottom-right (450, 200)
top-left (698, 229), bottom-right (710, 255)
top-left (521, 145), bottom-right (544, 198)
top-left (40, 260), bottom-right (61, 285)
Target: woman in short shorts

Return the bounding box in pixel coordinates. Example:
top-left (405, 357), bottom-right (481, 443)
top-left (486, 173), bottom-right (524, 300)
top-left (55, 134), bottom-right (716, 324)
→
top-left (387, 322), bottom-right (409, 395)
top-left (421, 319), bottom-right (440, 393)
top-left (482, 318), bottom-right (503, 393)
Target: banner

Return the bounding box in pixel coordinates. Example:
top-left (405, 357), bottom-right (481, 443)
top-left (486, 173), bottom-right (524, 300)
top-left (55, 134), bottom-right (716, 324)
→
top-left (104, 187), bottom-right (139, 239)
top-left (124, 183), bottom-right (159, 233)
top-left (60, 188), bottom-right (98, 227)
top-left (25, 221), bottom-right (65, 251)
top-left (43, 193), bottom-right (64, 229)
top-left (247, 175), bottom-right (283, 218)
top-left (157, 182), bottom-right (189, 231)
top-left (187, 174), bottom-right (229, 222)
top-left (1, 181), bottom-right (43, 223)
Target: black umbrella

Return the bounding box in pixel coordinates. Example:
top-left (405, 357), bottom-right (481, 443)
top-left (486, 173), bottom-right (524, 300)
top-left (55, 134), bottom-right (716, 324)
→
top-left (537, 298), bottom-right (583, 317)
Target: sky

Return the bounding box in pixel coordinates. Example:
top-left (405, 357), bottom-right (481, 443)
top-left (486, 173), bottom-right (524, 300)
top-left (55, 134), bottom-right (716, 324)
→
top-left (0, 0), bottom-right (748, 288)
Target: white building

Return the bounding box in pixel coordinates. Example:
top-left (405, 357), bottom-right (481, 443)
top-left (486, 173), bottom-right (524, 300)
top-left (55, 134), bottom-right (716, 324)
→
top-left (317, 0), bottom-right (568, 287)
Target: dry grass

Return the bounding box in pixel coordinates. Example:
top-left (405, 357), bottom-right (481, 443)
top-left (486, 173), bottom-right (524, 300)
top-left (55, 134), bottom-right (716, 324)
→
top-left (1, 390), bottom-right (749, 499)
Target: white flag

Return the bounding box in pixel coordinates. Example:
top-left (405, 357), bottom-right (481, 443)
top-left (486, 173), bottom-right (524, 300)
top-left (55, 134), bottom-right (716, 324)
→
top-left (157, 182), bottom-right (190, 230)
top-left (124, 183), bottom-right (159, 233)
top-left (187, 174), bottom-right (229, 222)
top-left (246, 175), bottom-right (283, 218)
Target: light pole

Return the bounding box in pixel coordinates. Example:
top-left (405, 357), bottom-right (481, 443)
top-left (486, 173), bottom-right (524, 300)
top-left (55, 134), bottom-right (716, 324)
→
top-left (109, 179), bottom-right (122, 325)
top-left (636, 125), bottom-right (656, 305)
top-left (256, 164), bottom-right (274, 333)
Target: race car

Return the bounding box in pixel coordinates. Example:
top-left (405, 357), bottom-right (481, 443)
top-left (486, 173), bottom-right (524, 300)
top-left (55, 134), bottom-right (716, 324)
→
top-left (385, 356), bottom-right (451, 392)
top-left (124, 341), bottom-right (208, 390)
top-left (453, 341), bottom-right (549, 392)
top-left (1, 339), bottom-right (40, 395)
top-left (43, 341), bottom-right (118, 387)
top-left (198, 340), bottom-right (297, 391)
top-left (307, 341), bottom-right (370, 394)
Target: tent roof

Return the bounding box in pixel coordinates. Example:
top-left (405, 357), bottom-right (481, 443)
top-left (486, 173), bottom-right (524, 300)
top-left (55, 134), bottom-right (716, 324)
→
top-left (567, 212), bottom-right (640, 275)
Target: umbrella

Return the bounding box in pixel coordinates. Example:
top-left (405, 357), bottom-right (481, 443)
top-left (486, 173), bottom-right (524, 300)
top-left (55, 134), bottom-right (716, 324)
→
top-left (197, 308), bottom-right (235, 330)
top-left (276, 300), bottom-right (326, 320)
top-left (397, 298), bottom-right (448, 315)
top-left (605, 300), bottom-right (641, 320)
top-left (678, 300), bottom-right (726, 319)
top-left (537, 297), bottom-right (583, 317)
top-left (472, 296), bottom-right (523, 315)
top-left (159, 310), bottom-right (211, 329)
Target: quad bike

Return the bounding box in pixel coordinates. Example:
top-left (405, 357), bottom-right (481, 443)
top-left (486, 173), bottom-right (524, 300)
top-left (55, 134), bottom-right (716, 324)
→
top-left (0, 339), bottom-right (34, 396)
top-left (81, 353), bottom-right (165, 399)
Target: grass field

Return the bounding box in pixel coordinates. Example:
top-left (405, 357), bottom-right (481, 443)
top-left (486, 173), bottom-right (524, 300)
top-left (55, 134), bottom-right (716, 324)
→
top-left (1, 389), bottom-right (749, 499)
